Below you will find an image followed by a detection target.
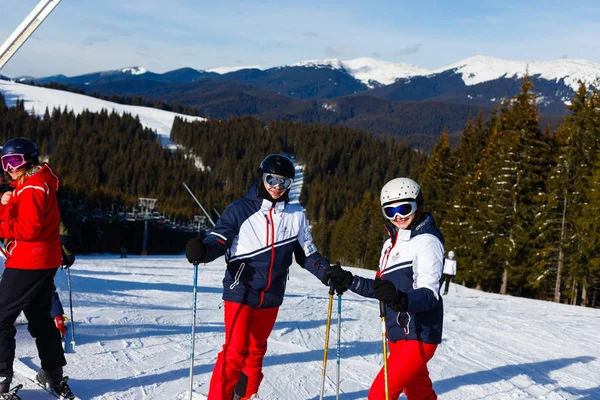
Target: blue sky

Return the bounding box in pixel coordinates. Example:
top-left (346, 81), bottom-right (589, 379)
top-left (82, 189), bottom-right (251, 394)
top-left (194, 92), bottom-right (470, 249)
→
top-left (1, 0), bottom-right (599, 77)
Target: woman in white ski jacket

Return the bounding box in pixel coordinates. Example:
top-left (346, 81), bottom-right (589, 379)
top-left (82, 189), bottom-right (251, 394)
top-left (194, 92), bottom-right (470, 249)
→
top-left (324, 177), bottom-right (444, 400)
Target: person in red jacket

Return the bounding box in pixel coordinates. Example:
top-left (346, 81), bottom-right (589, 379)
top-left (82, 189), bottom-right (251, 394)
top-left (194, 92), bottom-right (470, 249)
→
top-left (0, 138), bottom-right (74, 399)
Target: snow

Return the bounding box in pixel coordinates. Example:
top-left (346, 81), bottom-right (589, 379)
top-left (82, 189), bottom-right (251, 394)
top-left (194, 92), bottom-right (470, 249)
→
top-left (435, 55), bottom-right (600, 91)
top-left (0, 80), bottom-right (205, 148)
top-left (121, 67), bottom-right (148, 76)
top-left (291, 55), bottom-right (600, 92)
top-left (2, 255), bottom-right (598, 399)
top-left (294, 58), bottom-right (428, 87)
top-left (206, 66), bottom-right (261, 74)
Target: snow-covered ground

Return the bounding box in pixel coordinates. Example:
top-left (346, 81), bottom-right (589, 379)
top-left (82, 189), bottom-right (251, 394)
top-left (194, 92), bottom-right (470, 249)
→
top-left (3, 255), bottom-right (598, 399)
top-left (0, 80), bottom-right (205, 148)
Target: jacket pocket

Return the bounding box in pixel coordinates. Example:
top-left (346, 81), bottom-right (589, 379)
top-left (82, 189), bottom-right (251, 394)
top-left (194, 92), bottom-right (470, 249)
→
top-left (396, 311), bottom-right (411, 339)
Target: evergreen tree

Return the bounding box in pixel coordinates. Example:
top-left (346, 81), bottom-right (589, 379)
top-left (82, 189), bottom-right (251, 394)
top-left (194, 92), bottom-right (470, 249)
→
top-left (475, 75), bottom-right (551, 295)
top-left (419, 129), bottom-right (456, 226)
top-left (535, 84), bottom-right (600, 302)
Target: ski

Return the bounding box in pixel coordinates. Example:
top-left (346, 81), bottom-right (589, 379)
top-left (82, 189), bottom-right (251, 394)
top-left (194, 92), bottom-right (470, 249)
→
top-left (12, 359), bottom-right (79, 400)
top-left (0, 384), bottom-right (22, 400)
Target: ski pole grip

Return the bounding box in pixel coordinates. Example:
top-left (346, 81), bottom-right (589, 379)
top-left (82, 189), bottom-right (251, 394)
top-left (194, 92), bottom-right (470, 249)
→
top-left (329, 281), bottom-right (335, 296)
top-left (379, 300), bottom-right (387, 318)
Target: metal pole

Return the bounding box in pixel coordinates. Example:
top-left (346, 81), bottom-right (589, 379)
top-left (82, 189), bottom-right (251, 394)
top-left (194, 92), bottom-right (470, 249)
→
top-left (335, 293), bottom-right (342, 400)
top-left (142, 218), bottom-right (148, 255)
top-left (67, 267), bottom-right (76, 346)
top-left (188, 262), bottom-right (199, 400)
top-left (320, 283), bottom-right (335, 400)
top-left (0, 0), bottom-right (62, 71)
top-left (182, 183), bottom-right (216, 227)
top-left (379, 301), bottom-right (389, 400)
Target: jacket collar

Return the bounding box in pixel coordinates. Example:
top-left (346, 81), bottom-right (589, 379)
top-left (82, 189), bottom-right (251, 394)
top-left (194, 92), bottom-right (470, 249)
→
top-left (384, 213), bottom-right (444, 245)
top-left (246, 183), bottom-right (288, 213)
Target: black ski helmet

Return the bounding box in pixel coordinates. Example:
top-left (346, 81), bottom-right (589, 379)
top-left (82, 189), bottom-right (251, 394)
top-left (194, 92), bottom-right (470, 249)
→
top-left (1, 137), bottom-right (39, 160)
top-left (258, 154), bottom-right (295, 180)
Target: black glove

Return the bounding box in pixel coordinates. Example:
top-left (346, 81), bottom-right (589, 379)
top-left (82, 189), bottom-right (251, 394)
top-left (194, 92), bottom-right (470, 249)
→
top-left (321, 262), bottom-right (354, 294)
top-left (0, 183), bottom-right (13, 194)
top-left (185, 238), bottom-right (205, 264)
top-left (373, 278), bottom-right (409, 312)
top-left (61, 247), bottom-right (75, 269)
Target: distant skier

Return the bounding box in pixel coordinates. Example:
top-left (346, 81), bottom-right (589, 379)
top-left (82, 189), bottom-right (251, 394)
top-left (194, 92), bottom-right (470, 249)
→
top-left (440, 250), bottom-right (457, 295)
top-left (185, 154), bottom-right (334, 400)
top-left (120, 243), bottom-right (127, 258)
top-left (324, 177), bottom-right (444, 400)
top-left (0, 138), bottom-right (74, 399)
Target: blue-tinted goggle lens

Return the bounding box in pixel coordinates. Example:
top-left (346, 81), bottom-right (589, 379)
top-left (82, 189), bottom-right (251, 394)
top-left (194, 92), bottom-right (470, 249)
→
top-left (383, 202), bottom-right (417, 219)
top-left (263, 173), bottom-right (293, 190)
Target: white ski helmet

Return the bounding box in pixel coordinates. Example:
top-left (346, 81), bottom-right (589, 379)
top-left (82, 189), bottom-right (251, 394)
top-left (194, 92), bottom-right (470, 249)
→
top-left (448, 250), bottom-right (455, 258)
top-left (380, 177), bottom-right (423, 208)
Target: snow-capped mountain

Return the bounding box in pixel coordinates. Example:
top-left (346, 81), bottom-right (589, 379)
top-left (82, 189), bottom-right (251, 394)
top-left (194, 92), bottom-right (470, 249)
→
top-left (26, 55), bottom-right (600, 93)
top-left (8, 55), bottom-right (599, 128)
top-left (292, 55), bottom-right (600, 91)
top-left (120, 66), bottom-right (148, 75)
top-left (434, 55), bottom-right (600, 90)
top-left (206, 65), bottom-right (260, 74)
top-left (293, 57), bottom-right (429, 88)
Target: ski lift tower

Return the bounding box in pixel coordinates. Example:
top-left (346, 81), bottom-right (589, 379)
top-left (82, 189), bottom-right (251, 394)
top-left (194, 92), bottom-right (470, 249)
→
top-left (139, 197), bottom-right (157, 256)
top-left (193, 215), bottom-right (206, 237)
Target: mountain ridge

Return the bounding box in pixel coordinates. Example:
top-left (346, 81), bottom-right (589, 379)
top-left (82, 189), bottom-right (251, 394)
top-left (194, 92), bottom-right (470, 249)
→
top-left (18, 54), bottom-right (600, 91)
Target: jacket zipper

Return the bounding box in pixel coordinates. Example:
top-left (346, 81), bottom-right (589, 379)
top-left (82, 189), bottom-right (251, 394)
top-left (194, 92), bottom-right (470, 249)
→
top-left (258, 208), bottom-right (276, 307)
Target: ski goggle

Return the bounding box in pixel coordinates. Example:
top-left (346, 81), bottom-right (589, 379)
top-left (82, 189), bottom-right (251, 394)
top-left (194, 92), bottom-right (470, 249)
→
top-left (263, 173), bottom-right (293, 190)
top-left (1, 154), bottom-right (28, 171)
top-left (382, 201), bottom-right (418, 220)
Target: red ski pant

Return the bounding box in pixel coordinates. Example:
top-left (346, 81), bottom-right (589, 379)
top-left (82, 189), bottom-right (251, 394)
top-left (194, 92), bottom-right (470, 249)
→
top-left (207, 301), bottom-right (279, 400)
top-left (368, 340), bottom-right (438, 400)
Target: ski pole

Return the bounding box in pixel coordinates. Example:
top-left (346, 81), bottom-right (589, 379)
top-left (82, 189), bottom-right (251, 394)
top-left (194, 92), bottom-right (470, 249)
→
top-left (188, 262), bottom-right (199, 400)
top-left (182, 183), bottom-right (216, 227)
top-left (66, 267), bottom-right (76, 347)
top-left (319, 283), bottom-right (335, 400)
top-left (379, 301), bottom-right (389, 400)
top-left (335, 292), bottom-right (342, 400)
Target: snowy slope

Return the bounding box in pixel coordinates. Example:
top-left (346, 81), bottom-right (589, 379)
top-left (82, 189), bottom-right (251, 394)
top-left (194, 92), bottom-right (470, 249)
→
top-left (292, 55), bottom-right (600, 91)
top-left (0, 80), bottom-right (205, 148)
top-left (3, 255), bottom-right (598, 399)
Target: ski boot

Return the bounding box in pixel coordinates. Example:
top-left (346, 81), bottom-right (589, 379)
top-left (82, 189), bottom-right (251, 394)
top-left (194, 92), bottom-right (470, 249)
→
top-left (36, 369), bottom-right (75, 399)
top-left (0, 383), bottom-right (22, 400)
top-left (54, 315), bottom-right (67, 338)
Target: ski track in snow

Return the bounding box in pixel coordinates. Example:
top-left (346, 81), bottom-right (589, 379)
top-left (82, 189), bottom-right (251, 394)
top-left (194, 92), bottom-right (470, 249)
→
top-left (2, 256), bottom-right (599, 399)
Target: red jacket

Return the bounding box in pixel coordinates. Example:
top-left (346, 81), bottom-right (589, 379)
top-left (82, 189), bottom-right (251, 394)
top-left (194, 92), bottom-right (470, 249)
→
top-left (0, 163), bottom-right (62, 270)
